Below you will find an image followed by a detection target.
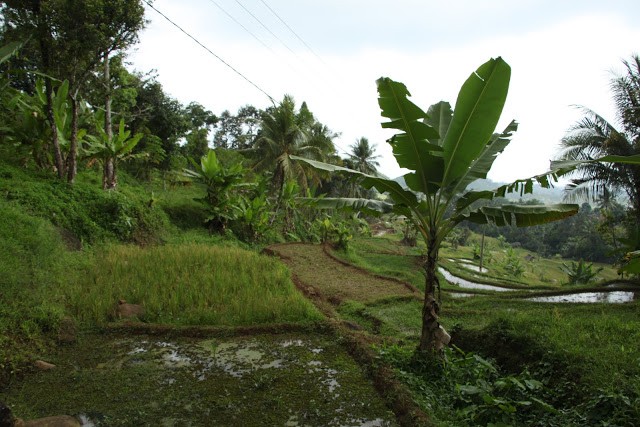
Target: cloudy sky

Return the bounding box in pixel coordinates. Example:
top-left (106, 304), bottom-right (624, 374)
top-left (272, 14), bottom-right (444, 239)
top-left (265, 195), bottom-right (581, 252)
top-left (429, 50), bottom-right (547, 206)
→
top-left (130, 0), bottom-right (640, 182)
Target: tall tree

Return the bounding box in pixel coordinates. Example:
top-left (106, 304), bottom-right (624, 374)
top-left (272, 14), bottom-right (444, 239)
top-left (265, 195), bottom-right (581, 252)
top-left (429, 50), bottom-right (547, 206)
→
top-left (213, 105), bottom-right (260, 150)
top-left (2, 0), bottom-right (146, 182)
top-left (295, 57), bottom-right (579, 352)
top-left (555, 55), bottom-right (640, 225)
top-left (343, 137), bottom-right (380, 198)
top-left (347, 137), bottom-right (380, 175)
top-left (182, 102), bottom-right (217, 161)
top-left (128, 78), bottom-right (190, 174)
top-left (252, 95), bottom-right (335, 195)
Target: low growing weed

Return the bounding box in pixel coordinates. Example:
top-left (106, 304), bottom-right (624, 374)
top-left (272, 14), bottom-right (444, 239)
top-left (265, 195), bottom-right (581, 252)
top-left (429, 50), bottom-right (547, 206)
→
top-left (377, 344), bottom-right (556, 426)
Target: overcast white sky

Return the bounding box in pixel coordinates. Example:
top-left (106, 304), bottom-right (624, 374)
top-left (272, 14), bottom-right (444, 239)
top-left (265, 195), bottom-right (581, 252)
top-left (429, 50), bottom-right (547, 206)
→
top-left (130, 0), bottom-right (640, 182)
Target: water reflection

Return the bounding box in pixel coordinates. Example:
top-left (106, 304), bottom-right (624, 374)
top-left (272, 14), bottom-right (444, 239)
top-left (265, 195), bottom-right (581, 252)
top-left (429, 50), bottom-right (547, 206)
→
top-left (529, 291), bottom-right (637, 303)
top-left (438, 267), bottom-right (516, 292)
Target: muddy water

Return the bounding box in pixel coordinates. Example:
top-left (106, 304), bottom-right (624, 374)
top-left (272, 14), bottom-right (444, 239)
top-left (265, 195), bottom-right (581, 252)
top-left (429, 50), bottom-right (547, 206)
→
top-left (1, 333), bottom-right (396, 426)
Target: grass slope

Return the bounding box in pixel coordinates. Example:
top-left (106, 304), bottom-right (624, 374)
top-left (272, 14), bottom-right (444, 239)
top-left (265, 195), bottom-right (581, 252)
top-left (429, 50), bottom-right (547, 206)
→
top-left (323, 235), bottom-right (640, 426)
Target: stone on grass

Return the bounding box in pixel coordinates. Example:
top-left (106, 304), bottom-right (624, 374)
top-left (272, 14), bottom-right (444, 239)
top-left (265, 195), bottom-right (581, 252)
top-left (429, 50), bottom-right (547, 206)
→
top-left (14, 415), bottom-right (81, 427)
top-left (33, 360), bottom-right (55, 371)
top-left (116, 300), bottom-right (145, 319)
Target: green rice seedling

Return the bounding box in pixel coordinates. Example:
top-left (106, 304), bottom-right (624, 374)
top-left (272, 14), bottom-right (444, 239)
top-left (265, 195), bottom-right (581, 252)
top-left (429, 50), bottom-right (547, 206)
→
top-left (65, 243), bottom-right (321, 327)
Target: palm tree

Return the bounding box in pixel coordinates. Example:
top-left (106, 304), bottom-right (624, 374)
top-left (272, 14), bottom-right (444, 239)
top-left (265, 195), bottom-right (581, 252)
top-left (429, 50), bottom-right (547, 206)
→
top-left (344, 137), bottom-right (380, 197)
top-left (555, 55), bottom-right (640, 224)
top-left (252, 95), bottom-right (335, 195)
top-left (348, 137), bottom-right (380, 175)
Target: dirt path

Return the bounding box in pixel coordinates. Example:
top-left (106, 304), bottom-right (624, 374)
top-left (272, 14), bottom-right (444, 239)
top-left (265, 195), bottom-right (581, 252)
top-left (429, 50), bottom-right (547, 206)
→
top-left (266, 243), bottom-right (421, 306)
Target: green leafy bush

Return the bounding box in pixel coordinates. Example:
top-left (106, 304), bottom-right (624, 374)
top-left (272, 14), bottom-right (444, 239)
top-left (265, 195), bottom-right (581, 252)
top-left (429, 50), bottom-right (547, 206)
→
top-left (560, 259), bottom-right (603, 285)
top-left (377, 344), bottom-right (556, 426)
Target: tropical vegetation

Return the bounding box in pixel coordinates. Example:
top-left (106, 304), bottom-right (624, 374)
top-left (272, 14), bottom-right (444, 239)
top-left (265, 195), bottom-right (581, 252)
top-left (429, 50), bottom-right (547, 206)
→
top-left (296, 57), bottom-right (580, 351)
top-left (0, 3), bottom-right (639, 425)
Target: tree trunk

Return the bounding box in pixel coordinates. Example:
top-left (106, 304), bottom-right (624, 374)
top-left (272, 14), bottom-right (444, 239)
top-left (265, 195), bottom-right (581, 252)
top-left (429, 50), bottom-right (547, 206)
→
top-left (44, 79), bottom-right (64, 179)
top-left (479, 232), bottom-right (485, 272)
top-left (103, 53), bottom-right (117, 190)
top-left (66, 94), bottom-right (79, 183)
top-left (36, 5), bottom-right (64, 179)
top-left (103, 158), bottom-right (116, 190)
top-left (418, 234), bottom-right (450, 353)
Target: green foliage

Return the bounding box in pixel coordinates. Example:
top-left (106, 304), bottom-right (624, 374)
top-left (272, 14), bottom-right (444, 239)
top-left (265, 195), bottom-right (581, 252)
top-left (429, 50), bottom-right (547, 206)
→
top-left (252, 95), bottom-right (336, 195)
top-left (232, 191), bottom-right (272, 242)
top-left (560, 259), bottom-right (603, 285)
top-left (446, 227), bottom-right (471, 249)
top-left (64, 244), bottom-right (322, 326)
top-left (3, 79), bottom-right (90, 169)
top-left (620, 250), bottom-right (640, 275)
top-left (213, 105), bottom-right (260, 150)
top-left (378, 344), bottom-right (555, 426)
top-left (0, 199), bottom-right (80, 382)
top-left (84, 115), bottom-right (145, 189)
top-left (503, 247), bottom-right (525, 278)
top-left (296, 57), bottom-right (579, 350)
top-left (554, 55), bottom-right (640, 225)
top-left (0, 161), bottom-right (169, 243)
top-left (312, 214), bottom-right (371, 251)
top-left (183, 150), bottom-right (248, 232)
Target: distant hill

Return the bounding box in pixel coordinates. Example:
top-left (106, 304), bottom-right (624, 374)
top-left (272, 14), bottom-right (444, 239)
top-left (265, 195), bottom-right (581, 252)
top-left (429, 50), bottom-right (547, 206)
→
top-left (391, 175), bottom-right (567, 204)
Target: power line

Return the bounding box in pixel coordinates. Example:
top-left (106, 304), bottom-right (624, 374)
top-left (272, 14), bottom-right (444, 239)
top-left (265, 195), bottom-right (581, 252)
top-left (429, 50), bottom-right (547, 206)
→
top-left (204, 0), bottom-right (307, 80)
top-left (233, 0), bottom-right (299, 58)
top-left (141, 0), bottom-right (275, 104)
top-left (258, 0), bottom-right (325, 64)
top-left (206, 0), bottom-right (275, 56)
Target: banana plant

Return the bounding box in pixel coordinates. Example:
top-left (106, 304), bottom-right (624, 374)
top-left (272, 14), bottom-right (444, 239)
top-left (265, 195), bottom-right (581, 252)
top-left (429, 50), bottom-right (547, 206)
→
top-left (294, 57), bottom-right (580, 353)
top-left (5, 79), bottom-right (82, 169)
top-left (85, 116), bottom-right (143, 189)
top-left (183, 150), bottom-right (251, 232)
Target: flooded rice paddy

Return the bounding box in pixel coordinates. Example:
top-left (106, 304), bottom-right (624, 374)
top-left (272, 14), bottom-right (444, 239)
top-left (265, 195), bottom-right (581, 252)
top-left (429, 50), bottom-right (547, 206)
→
top-left (528, 291), bottom-right (637, 303)
top-left (1, 333), bottom-right (397, 426)
top-left (442, 263), bottom-right (638, 303)
top-left (438, 267), bottom-right (517, 292)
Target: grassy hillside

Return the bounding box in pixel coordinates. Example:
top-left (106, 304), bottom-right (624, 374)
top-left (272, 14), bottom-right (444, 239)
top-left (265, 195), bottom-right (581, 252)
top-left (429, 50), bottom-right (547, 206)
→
top-left (0, 162), bottom-right (320, 386)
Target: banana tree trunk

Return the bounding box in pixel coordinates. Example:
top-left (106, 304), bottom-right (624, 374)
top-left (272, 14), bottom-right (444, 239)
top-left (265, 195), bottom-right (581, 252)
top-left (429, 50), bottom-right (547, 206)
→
top-left (419, 234), bottom-right (450, 353)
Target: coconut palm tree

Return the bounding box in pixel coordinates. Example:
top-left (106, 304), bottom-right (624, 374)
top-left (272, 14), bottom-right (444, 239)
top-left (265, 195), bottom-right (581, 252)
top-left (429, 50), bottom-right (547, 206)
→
top-left (252, 95), bottom-right (335, 196)
top-left (348, 137), bottom-right (380, 175)
top-left (555, 55), bottom-right (640, 224)
top-left (343, 137), bottom-right (381, 198)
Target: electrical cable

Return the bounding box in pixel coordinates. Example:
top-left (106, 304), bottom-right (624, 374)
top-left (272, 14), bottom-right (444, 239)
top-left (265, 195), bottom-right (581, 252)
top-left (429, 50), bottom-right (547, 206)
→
top-left (257, 0), bottom-right (325, 64)
top-left (233, 0), bottom-right (299, 58)
top-left (141, 0), bottom-right (275, 104)
top-left (206, 0), bottom-right (275, 56)
top-left (204, 0), bottom-right (310, 81)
